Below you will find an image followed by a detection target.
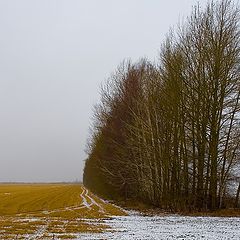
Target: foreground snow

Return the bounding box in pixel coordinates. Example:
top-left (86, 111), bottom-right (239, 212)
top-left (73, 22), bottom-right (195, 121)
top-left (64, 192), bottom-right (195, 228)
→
top-left (79, 212), bottom-right (240, 240)
top-left (1, 184), bottom-right (239, 239)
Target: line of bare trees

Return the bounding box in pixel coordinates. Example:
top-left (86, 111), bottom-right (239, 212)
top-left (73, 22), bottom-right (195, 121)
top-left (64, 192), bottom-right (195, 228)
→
top-left (83, 0), bottom-right (240, 211)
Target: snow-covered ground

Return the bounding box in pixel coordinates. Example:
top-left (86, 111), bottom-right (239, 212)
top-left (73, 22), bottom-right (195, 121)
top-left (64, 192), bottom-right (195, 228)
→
top-left (1, 185), bottom-right (239, 239)
top-left (79, 212), bottom-right (240, 240)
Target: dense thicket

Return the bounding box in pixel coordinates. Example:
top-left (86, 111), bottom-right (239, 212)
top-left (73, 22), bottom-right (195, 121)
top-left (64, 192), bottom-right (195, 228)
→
top-left (83, 0), bottom-right (240, 211)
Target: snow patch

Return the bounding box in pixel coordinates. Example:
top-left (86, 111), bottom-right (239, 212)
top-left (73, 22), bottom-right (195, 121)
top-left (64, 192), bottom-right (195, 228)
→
top-left (79, 214), bottom-right (240, 240)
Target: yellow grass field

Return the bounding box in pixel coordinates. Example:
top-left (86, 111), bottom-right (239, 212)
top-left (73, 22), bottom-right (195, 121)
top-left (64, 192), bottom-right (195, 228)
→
top-left (0, 184), bottom-right (126, 239)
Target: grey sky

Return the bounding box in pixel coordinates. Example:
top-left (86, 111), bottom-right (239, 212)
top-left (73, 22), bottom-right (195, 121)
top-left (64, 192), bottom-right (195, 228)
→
top-left (0, 0), bottom-right (214, 182)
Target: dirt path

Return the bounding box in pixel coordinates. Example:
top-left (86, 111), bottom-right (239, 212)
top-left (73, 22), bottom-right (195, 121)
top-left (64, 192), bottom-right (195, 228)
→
top-left (80, 187), bottom-right (105, 213)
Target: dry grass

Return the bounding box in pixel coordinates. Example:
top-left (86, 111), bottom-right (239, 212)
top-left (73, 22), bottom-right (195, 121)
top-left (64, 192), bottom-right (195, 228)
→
top-left (0, 183), bottom-right (126, 239)
top-left (185, 208), bottom-right (240, 217)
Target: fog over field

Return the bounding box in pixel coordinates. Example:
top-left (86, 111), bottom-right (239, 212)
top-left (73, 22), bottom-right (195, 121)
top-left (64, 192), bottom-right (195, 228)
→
top-left (1, 0), bottom-right (213, 182)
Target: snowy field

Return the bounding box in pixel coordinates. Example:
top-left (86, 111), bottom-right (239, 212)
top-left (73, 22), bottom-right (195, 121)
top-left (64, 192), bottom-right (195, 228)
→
top-left (80, 212), bottom-right (240, 240)
top-left (1, 185), bottom-right (240, 239)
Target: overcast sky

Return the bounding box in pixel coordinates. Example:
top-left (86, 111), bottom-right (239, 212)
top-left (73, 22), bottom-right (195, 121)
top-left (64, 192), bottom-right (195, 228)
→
top-left (0, 0), bottom-right (218, 182)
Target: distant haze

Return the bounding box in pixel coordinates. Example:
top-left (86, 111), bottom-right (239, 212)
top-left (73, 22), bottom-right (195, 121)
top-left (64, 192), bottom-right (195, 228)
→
top-left (0, 0), bottom-right (213, 182)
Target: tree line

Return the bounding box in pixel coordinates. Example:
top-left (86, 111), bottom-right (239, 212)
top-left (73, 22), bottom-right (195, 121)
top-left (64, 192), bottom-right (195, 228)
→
top-left (83, 0), bottom-right (240, 211)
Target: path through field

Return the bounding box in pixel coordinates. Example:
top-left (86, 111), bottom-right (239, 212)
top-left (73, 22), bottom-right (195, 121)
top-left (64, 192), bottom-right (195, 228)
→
top-left (1, 184), bottom-right (240, 239)
top-left (0, 184), bottom-right (125, 239)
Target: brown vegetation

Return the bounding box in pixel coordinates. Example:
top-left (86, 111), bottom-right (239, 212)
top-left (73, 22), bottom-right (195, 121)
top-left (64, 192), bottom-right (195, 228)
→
top-left (84, 0), bottom-right (240, 212)
top-left (0, 184), bottom-right (125, 239)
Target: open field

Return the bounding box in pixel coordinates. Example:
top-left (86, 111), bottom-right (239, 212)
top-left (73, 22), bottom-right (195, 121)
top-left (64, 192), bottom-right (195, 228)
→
top-left (0, 184), bottom-right (126, 239)
top-left (1, 184), bottom-right (240, 239)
